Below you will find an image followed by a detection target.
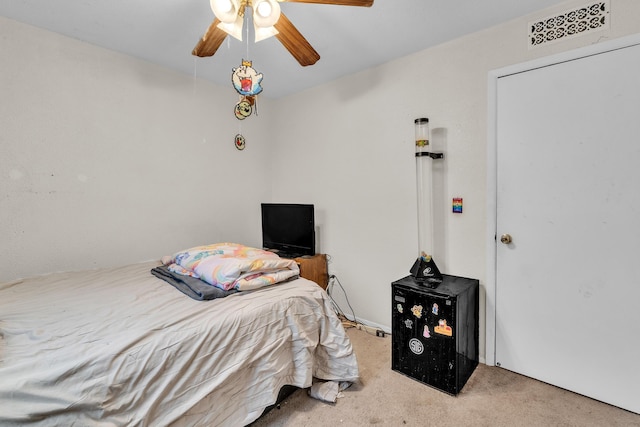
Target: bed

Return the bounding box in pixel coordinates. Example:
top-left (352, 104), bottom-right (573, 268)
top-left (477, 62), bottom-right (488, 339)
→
top-left (0, 244), bottom-right (359, 426)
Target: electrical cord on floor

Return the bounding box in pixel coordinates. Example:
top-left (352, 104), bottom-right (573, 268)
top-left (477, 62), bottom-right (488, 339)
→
top-left (326, 273), bottom-right (386, 338)
top-left (327, 274), bottom-right (357, 321)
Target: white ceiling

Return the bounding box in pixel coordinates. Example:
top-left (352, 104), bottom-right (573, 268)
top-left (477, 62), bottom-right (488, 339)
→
top-left (0, 0), bottom-right (566, 98)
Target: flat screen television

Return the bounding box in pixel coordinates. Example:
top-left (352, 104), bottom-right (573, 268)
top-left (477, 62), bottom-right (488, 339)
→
top-left (261, 203), bottom-right (315, 258)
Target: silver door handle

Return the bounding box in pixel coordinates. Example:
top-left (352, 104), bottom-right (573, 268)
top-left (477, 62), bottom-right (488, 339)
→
top-left (500, 234), bottom-right (513, 244)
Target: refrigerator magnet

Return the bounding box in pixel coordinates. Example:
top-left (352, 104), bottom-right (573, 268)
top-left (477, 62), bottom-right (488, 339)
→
top-left (409, 338), bottom-right (424, 355)
top-left (434, 319), bottom-right (453, 336)
top-left (412, 305), bottom-right (423, 318)
top-left (423, 325), bottom-right (431, 338)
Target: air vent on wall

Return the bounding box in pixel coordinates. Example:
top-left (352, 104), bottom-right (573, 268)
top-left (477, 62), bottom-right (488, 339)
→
top-left (528, 1), bottom-right (610, 48)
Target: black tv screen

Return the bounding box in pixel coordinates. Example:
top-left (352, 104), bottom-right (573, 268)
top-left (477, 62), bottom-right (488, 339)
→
top-left (261, 203), bottom-right (315, 257)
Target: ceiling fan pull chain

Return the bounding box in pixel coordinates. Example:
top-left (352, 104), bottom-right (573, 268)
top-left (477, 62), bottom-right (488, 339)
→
top-left (245, 14), bottom-right (250, 58)
top-left (192, 57), bottom-right (198, 95)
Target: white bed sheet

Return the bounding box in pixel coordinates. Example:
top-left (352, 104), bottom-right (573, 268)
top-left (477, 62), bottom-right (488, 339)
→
top-left (0, 261), bottom-right (359, 426)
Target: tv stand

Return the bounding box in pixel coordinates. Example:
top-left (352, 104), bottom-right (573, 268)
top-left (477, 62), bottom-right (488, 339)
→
top-left (287, 254), bottom-right (328, 290)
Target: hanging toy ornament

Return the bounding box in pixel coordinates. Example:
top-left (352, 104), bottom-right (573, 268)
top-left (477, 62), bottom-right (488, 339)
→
top-left (232, 59), bottom-right (263, 96)
top-left (231, 59), bottom-right (263, 120)
top-left (234, 134), bottom-right (246, 151)
top-left (234, 99), bottom-right (252, 120)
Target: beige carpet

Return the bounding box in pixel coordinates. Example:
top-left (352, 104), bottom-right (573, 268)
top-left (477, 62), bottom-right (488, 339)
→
top-left (252, 327), bottom-right (640, 426)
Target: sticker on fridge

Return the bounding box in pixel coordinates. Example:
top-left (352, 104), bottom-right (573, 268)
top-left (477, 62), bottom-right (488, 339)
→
top-left (434, 319), bottom-right (453, 336)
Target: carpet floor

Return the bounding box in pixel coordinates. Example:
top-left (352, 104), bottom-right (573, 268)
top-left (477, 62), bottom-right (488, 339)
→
top-left (252, 327), bottom-right (640, 426)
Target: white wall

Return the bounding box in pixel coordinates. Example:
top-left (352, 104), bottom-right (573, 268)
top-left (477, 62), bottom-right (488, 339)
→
top-left (3, 0), bottom-right (640, 363)
top-left (0, 17), bottom-right (274, 281)
top-left (269, 0), bottom-right (640, 361)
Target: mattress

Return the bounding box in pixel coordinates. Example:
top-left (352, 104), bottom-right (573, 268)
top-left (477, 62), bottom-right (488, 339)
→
top-left (0, 261), bottom-right (359, 426)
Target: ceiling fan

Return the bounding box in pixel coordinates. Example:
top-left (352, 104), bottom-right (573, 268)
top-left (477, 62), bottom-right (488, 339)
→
top-left (192, 0), bottom-right (374, 67)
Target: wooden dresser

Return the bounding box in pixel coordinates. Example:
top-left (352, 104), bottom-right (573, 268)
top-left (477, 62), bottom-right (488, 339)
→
top-left (293, 254), bottom-right (328, 290)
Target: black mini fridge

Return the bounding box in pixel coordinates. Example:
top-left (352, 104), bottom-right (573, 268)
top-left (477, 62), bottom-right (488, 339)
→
top-left (391, 274), bottom-right (479, 395)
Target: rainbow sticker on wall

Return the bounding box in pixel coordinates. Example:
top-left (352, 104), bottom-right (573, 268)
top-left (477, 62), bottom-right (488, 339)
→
top-left (453, 198), bottom-right (463, 213)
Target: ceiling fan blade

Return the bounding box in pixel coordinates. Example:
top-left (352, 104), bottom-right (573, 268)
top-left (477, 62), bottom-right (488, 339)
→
top-left (281, 0), bottom-right (373, 6)
top-left (274, 12), bottom-right (320, 66)
top-left (192, 18), bottom-right (228, 57)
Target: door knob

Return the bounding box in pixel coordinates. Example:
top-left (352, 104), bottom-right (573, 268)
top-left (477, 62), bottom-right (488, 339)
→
top-left (500, 234), bottom-right (512, 244)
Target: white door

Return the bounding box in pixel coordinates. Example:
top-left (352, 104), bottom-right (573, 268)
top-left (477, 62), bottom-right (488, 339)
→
top-left (495, 41), bottom-right (640, 414)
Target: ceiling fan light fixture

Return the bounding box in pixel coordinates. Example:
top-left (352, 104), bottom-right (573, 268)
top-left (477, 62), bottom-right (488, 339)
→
top-left (216, 13), bottom-right (244, 41)
top-left (196, 0), bottom-right (367, 66)
top-left (256, 2), bottom-right (272, 17)
top-left (254, 25), bottom-right (279, 42)
top-left (210, 0), bottom-right (241, 24)
top-left (253, 0), bottom-right (281, 28)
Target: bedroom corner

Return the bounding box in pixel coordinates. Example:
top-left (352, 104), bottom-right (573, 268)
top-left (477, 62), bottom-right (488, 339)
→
top-left (0, 16), bottom-right (275, 282)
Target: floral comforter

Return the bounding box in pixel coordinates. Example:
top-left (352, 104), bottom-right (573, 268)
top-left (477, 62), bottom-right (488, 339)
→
top-left (166, 243), bottom-right (300, 291)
